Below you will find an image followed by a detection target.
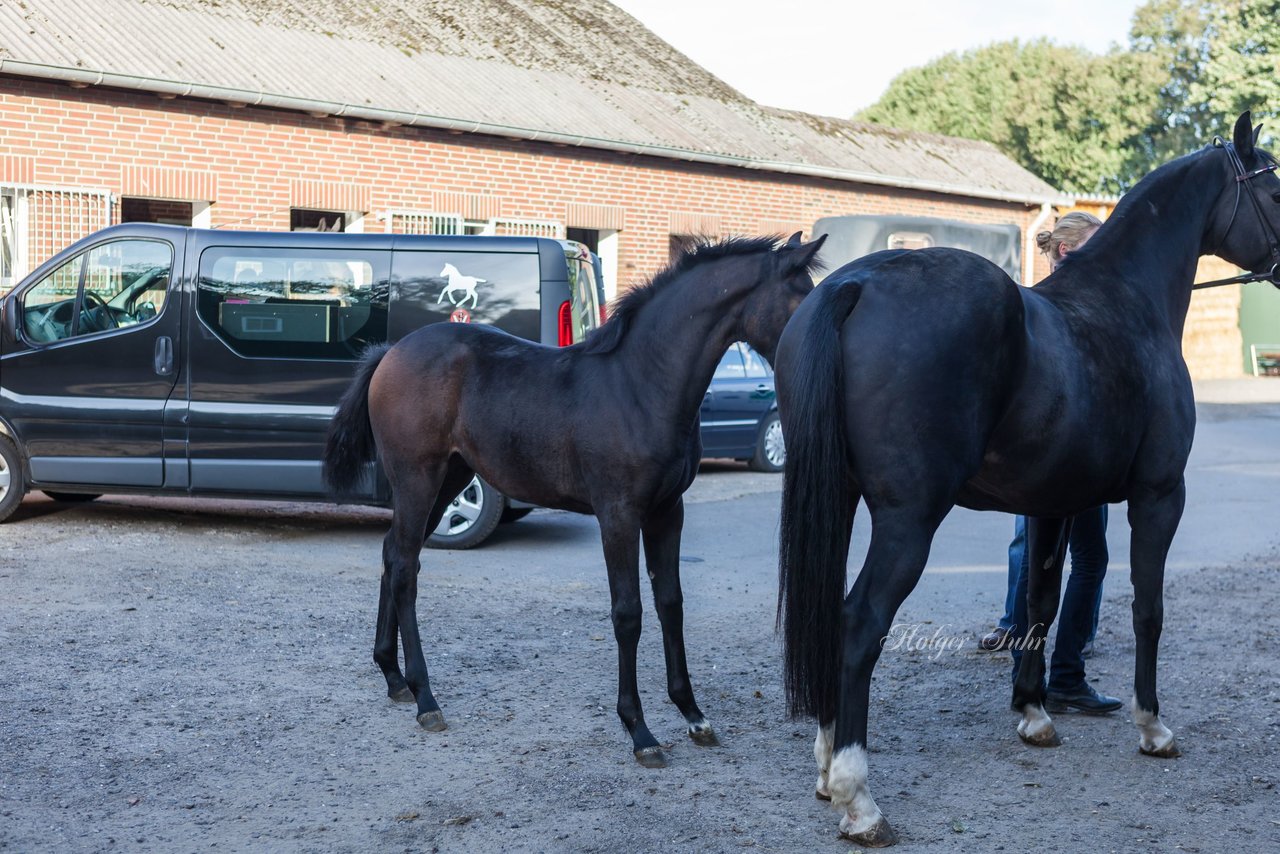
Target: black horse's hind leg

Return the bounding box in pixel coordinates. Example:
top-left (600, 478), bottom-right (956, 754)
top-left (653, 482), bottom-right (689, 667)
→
top-left (814, 488), bottom-right (859, 803)
top-left (1012, 517), bottom-right (1071, 747)
top-left (641, 498), bottom-right (716, 747)
top-left (373, 459), bottom-right (474, 705)
top-left (599, 508), bottom-right (665, 767)
top-left (827, 508), bottom-right (942, 847)
top-left (1128, 481), bottom-right (1184, 758)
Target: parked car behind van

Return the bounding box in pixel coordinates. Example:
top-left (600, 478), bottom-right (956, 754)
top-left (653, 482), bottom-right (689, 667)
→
top-left (699, 342), bottom-right (784, 472)
top-left (0, 224), bottom-right (604, 547)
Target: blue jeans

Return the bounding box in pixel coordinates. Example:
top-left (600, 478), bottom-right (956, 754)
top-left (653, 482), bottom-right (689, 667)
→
top-left (1004, 506), bottom-right (1108, 693)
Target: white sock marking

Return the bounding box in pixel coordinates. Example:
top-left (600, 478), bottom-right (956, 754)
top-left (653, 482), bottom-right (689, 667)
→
top-left (813, 724), bottom-right (834, 798)
top-left (828, 745), bottom-right (883, 836)
top-left (1132, 696), bottom-right (1176, 754)
top-left (1017, 703), bottom-right (1055, 741)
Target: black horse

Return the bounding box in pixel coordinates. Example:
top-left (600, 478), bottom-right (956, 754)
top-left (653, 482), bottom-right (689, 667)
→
top-left (775, 113), bottom-right (1280, 846)
top-left (325, 233), bottom-right (825, 767)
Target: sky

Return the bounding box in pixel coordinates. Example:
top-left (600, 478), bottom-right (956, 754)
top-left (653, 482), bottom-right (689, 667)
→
top-left (610, 0), bottom-right (1148, 117)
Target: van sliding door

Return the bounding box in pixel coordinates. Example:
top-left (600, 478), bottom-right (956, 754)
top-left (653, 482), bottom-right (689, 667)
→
top-left (186, 245), bottom-right (390, 498)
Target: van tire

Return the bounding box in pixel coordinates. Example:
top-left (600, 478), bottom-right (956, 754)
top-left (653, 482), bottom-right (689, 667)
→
top-left (426, 475), bottom-right (505, 550)
top-left (42, 491), bottom-right (102, 503)
top-left (0, 436), bottom-right (27, 523)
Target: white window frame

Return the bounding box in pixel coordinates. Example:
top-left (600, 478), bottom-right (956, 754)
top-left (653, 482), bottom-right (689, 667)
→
top-left (482, 217), bottom-right (565, 239)
top-left (1, 183), bottom-right (113, 293)
top-left (378, 210), bottom-right (465, 236)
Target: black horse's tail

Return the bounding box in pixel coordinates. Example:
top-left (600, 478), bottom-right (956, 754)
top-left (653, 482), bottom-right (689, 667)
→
top-left (777, 276), bottom-right (863, 723)
top-left (323, 343), bottom-right (391, 494)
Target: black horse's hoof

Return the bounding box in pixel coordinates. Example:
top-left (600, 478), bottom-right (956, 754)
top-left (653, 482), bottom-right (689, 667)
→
top-left (416, 710), bottom-right (447, 732)
top-left (1018, 727), bottom-right (1062, 748)
top-left (688, 722), bottom-right (720, 747)
top-left (1140, 738), bottom-right (1181, 758)
top-left (388, 686), bottom-right (415, 703)
top-left (838, 815), bottom-right (898, 848)
top-left (634, 746), bottom-right (668, 768)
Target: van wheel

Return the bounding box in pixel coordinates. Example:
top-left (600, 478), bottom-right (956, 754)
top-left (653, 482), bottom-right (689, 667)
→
top-left (748, 412), bottom-right (786, 472)
top-left (427, 475), bottom-right (505, 550)
top-left (42, 491), bottom-right (102, 503)
top-left (0, 436), bottom-right (28, 523)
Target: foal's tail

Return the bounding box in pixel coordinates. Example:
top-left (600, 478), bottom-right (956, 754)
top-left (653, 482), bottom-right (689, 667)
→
top-left (777, 276), bottom-right (863, 722)
top-left (323, 343), bottom-right (391, 495)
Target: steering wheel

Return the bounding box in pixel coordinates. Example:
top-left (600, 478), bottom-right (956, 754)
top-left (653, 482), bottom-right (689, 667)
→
top-left (80, 290), bottom-right (118, 333)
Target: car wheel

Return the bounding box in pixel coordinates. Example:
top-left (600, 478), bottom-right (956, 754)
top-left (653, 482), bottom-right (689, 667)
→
top-left (426, 475), bottom-right (505, 549)
top-left (500, 506), bottom-right (534, 524)
top-left (749, 412), bottom-right (786, 472)
top-left (0, 436), bottom-right (28, 523)
top-left (42, 491), bottom-right (102, 503)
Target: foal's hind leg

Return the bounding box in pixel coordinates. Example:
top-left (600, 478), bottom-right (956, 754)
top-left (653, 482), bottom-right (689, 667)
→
top-left (641, 498), bottom-right (716, 747)
top-left (374, 565), bottom-right (413, 703)
top-left (599, 508), bottom-right (665, 767)
top-left (1128, 482), bottom-right (1184, 758)
top-left (1011, 517), bottom-right (1070, 748)
top-left (373, 460), bottom-right (474, 707)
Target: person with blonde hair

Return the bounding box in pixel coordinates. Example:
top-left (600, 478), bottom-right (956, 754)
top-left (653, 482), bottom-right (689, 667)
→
top-left (979, 210), bottom-right (1121, 715)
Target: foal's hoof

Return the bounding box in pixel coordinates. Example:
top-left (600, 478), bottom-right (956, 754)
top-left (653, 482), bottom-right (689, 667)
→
top-left (815, 787), bottom-right (832, 802)
top-left (1139, 738), bottom-right (1181, 759)
top-left (634, 746), bottom-right (668, 768)
top-left (688, 721), bottom-right (720, 747)
top-left (1018, 726), bottom-right (1062, 748)
top-left (838, 815), bottom-right (898, 848)
top-left (388, 686), bottom-right (415, 704)
top-left (416, 710), bottom-right (448, 732)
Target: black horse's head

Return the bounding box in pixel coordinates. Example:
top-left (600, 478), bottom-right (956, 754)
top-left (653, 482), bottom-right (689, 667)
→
top-left (737, 232), bottom-right (827, 362)
top-left (1207, 112), bottom-right (1280, 279)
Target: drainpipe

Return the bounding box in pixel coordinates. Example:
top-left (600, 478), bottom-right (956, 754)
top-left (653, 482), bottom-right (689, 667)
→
top-left (1023, 203), bottom-right (1054, 285)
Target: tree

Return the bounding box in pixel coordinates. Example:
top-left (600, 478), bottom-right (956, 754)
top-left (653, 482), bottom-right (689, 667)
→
top-left (1190, 0), bottom-right (1280, 145)
top-left (857, 40), bottom-right (1165, 194)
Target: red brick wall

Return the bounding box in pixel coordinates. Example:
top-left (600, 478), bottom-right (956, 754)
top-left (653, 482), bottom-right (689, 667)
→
top-left (0, 74), bottom-right (1053, 288)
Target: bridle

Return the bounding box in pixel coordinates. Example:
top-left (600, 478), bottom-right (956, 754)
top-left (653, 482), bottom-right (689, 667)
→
top-left (1193, 137), bottom-right (1280, 290)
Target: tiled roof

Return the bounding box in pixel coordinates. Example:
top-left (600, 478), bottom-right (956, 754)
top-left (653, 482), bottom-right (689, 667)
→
top-left (0, 0), bottom-right (1070, 204)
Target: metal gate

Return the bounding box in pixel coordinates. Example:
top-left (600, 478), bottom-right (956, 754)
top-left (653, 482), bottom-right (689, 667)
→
top-left (379, 210), bottom-right (464, 235)
top-left (1, 184), bottom-right (114, 293)
top-left (483, 217), bottom-right (564, 239)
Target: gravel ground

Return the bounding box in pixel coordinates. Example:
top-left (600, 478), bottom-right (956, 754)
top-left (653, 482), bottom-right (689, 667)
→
top-left (2, 399), bottom-right (1280, 852)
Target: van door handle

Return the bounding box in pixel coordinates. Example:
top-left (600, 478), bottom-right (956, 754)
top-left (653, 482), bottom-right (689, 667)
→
top-left (755, 383), bottom-right (771, 393)
top-left (154, 336), bottom-right (174, 376)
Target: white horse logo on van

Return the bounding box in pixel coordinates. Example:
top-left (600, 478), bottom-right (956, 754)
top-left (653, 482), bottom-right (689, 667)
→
top-left (437, 263), bottom-right (484, 309)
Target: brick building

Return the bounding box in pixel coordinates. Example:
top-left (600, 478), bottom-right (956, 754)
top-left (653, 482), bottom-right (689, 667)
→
top-left (0, 0), bottom-right (1069, 304)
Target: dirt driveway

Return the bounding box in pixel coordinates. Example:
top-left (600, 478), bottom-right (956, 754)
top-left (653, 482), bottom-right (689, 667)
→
top-left (2, 403), bottom-right (1279, 853)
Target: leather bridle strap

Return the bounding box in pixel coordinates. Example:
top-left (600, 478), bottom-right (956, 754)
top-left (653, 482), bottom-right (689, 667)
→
top-left (1195, 138), bottom-right (1280, 290)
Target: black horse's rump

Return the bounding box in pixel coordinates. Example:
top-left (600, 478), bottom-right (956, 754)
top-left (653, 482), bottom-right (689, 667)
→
top-left (322, 342), bottom-right (390, 495)
top-left (774, 112), bottom-right (1280, 844)
top-left (322, 231), bottom-right (825, 767)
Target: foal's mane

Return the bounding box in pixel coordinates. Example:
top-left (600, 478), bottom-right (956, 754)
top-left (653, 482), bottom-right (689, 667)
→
top-left (579, 235), bottom-right (789, 356)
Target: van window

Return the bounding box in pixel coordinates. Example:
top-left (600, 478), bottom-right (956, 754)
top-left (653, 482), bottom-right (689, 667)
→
top-left (567, 254), bottom-right (601, 338)
top-left (21, 239), bottom-right (172, 343)
top-left (391, 251), bottom-right (540, 341)
top-left (197, 247), bottom-right (389, 359)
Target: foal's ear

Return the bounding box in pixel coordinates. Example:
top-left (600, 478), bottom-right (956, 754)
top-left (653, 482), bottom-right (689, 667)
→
top-left (1233, 111), bottom-right (1255, 157)
top-left (779, 233), bottom-right (827, 276)
top-left (785, 231), bottom-right (804, 247)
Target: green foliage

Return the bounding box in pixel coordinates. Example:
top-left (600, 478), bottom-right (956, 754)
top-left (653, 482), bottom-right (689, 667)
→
top-left (858, 0), bottom-right (1280, 193)
top-left (857, 40), bottom-right (1164, 195)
